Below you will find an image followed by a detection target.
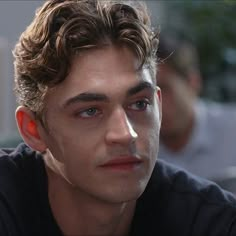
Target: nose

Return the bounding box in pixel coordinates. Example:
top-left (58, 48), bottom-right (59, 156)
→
top-left (105, 107), bottom-right (138, 146)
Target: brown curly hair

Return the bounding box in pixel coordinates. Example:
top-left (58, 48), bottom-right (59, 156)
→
top-left (13, 0), bottom-right (159, 118)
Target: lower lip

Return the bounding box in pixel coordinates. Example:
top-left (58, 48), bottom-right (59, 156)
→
top-left (100, 162), bottom-right (142, 171)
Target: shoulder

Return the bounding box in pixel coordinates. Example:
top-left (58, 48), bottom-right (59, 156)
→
top-left (144, 159), bottom-right (236, 208)
top-left (0, 143), bottom-right (45, 235)
top-left (0, 143), bottom-right (40, 182)
top-left (0, 143), bottom-right (45, 196)
top-left (136, 160), bottom-right (236, 235)
top-left (154, 159), bottom-right (236, 202)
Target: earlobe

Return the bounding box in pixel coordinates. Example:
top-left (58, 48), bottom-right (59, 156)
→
top-left (15, 106), bottom-right (47, 152)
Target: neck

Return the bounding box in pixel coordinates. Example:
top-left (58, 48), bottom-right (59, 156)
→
top-left (46, 166), bottom-right (136, 236)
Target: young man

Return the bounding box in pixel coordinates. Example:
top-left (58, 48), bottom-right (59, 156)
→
top-left (0, 1), bottom-right (236, 235)
top-left (157, 31), bottom-right (236, 181)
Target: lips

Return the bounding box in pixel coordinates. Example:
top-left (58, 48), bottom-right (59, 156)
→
top-left (99, 156), bottom-right (143, 170)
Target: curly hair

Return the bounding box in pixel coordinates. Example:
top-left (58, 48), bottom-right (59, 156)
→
top-left (13, 0), bottom-right (159, 117)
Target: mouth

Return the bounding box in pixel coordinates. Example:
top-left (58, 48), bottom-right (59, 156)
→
top-left (99, 156), bottom-right (143, 171)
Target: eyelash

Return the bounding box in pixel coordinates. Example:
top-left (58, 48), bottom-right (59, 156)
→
top-left (75, 107), bottom-right (102, 118)
top-left (73, 98), bottom-right (151, 119)
top-left (128, 99), bottom-right (151, 112)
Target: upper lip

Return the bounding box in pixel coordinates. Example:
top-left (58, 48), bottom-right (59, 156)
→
top-left (100, 156), bottom-right (142, 167)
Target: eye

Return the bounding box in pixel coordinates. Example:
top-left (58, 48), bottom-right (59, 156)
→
top-left (128, 100), bottom-right (150, 111)
top-left (77, 107), bottom-right (102, 118)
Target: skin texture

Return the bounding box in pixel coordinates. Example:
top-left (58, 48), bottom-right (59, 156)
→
top-left (16, 45), bottom-right (162, 235)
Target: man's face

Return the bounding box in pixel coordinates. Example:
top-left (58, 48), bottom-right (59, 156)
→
top-left (157, 64), bottom-right (195, 139)
top-left (39, 46), bottom-right (161, 204)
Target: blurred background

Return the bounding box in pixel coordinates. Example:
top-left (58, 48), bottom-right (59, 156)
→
top-left (0, 0), bottom-right (236, 145)
top-left (155, 0), bottom-right (236, 102)
top-left (0, 1), bottom-right (43, 145)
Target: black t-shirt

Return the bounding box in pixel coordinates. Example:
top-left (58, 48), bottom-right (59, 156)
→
top-left (0, 143), bottom-right (61, 236)
top-left (1, 143), bottom-right (236, 236)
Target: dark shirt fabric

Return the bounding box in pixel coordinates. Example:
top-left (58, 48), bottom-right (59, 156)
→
top-left (0, 143), bottom-right (236, 236)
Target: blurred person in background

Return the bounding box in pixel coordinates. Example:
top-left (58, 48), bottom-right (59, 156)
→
top-left (157, 31), bottom-right (236, 181)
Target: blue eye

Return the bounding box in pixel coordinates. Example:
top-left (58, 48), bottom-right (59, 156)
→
top-left (129, 100), bottom-right (149, 111)
top-left (79, 107), bottom-right (101, 118)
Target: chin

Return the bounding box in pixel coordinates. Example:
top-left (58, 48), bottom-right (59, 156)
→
top-left (106, 180), bottom-right (148, 204)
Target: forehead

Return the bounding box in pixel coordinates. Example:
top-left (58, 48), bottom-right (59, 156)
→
top-left (45, 46), bottom-right (154, 106)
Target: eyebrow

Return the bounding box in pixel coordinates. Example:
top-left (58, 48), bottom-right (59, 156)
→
top-left (127, 81), bottom-right (155, 96)
top-left (63, 81), bottom-right (155, 108)
top-left (63, 93), bottom-right (109, 108)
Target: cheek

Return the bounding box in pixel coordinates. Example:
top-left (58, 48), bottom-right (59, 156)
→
top-left (44, 123), bottom-right (86, 163)
top-left (148, 126), bottom-right (159, 148)
top-left (47, 133), bottom-right (92, 177)
top-left (138, 110), bottom-right (160, 153)
top-left (139, 127), bottom-right (159, 168)
top-left (46, 109), bottom-right (106, 158)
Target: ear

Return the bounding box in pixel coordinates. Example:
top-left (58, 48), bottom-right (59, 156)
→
top-left (156, 86), bottom-right (162, 122)
top-left (15, 106), bottom-right (47, 152)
